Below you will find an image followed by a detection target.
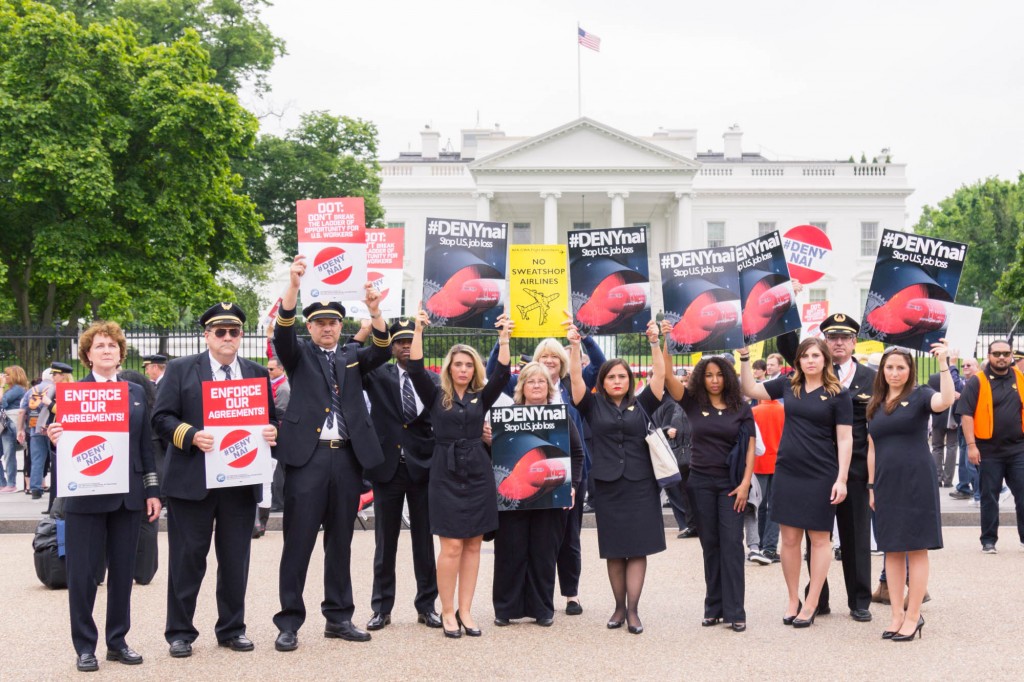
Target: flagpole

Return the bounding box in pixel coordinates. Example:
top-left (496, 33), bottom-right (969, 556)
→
top-left (577, 21), bottom-right (582, 118)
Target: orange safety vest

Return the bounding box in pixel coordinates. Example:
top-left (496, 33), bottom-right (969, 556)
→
top-left (973, 367), bottom-right (1024, 439)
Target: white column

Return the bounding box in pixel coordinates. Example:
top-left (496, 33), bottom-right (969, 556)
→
top-left (474, 191), bottom-right (493, 221)
top-left (540, 191), bottom-right (561, 244)
top-left (608, 191), bottom-right (628, 228)
top-left (674, 191), bottom-right (693, 251)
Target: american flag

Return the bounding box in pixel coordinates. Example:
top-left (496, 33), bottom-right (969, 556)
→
top-left (578, 27), bottom-right (601, 52)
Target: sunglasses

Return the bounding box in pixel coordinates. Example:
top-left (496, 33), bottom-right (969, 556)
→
top-left (209, 328), bottom-right (241, 338)
top-left (825, 334), bottom-right (855, 341)
top-left (990, 351), bottom-right (1013, 358)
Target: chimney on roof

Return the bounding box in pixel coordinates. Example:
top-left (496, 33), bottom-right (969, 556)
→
top-left (421, 125), bottom-right (440, 160)
top-left (723, 124), bottom-right (743, 160)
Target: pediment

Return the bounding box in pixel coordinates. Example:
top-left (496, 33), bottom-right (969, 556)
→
top-left (469, 118), bottom-right (701, 173)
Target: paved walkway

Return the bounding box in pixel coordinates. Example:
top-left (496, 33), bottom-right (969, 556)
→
top-left (0, 526), bottom-right (1022, 681)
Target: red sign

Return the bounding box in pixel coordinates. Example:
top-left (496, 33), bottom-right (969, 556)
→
top-left (58, 383), bottom-right (130, 433)
top-left (203, 379), bottom-right (270, 427)
top-left (72, 434), bottom-right (115, 476)
top-left (801, 301), bottom-right (829, 338)
top-left (783, 224), bottom-right (832, 284)
top-left (220, 429), bottom-right (259, 469)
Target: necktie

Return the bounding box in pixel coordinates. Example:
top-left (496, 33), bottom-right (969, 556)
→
top-left (401, 372), bottom-right (417, 423)
top-left (221, 364), bottom-right (232, 380)
top-left (324, 351), bottom-right (348, 439)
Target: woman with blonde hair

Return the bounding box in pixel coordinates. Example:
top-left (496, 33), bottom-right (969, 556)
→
top-left (491, 361), bottom-right (584, 626)
top-left (739, 337), bottom-right (852, 628)
top-left (47, 321), bottom-right (161, 670)
top-left (408, 308), bottom-right (512, 638)
top-left (1, 365), bottom-right (30, 492)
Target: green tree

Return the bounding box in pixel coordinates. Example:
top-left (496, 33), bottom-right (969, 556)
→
top-left (43, 0), bottom-right (285, 93)
top-left (0, 1), bottom-right (262, 373)
top-left (238, 111), bottom-right (384, 258)
top-left (915, 174), bottom-right (1024, 326)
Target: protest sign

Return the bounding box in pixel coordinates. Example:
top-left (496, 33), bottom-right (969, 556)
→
top-left (56, 382), bottom-right (130, 497)
top-left (509, 245), bottom-right (569, 338)
top-left (860, 229), bottom-right (969, 352)
top-left (297, 197), bottom-right (366, 304)
top-left (568, 226), bottom-right (651, 335)
top-left (422, 217), bottom-right (508, 328)
top-left (345, 227), bottom-right (404, 319)
top-left (202, 379), bottom-right (272, 489)
top-left (490, 404), bottom-right (572, 511)
top-left (941, 304), bottom-right (984, 360)
top-left (783, 224), bottom-right (832, 284)
top-left (736, 231), bottom-right (801, 344)
top-left (660, 246), bottom-right (742, 352)
top-left (801, 300), bottom-right (829, 339)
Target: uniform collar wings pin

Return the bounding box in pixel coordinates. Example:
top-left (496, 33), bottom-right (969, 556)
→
top-left (857, 393), bottom-right (870, 400)
top-left (627, 405), bottom-right (635, 411)
top-left (820, 395), bottom-right (828, 401)
top-left (470, 398), bottom-right (478, 404)
top-left (701, 411), bottom-right (710, 417)
top-left (901, 401), bottom-right (909, 406)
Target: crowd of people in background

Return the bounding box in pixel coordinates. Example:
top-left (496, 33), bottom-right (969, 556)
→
top-left (3, 290), bottom-right (1024, 670)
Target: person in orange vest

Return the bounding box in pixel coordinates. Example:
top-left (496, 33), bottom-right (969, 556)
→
top-left (958, 339), bottom-right (1024, 554)
top-left (752, 399), bottom-right (784, 562)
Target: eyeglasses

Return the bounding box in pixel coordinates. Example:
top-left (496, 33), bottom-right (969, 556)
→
top-left (990, 351), bottom-right (1013, 358)
top-left (825, 334), bottom-right (855, 342)
top-left (210, 328), bottom-right (241, 338)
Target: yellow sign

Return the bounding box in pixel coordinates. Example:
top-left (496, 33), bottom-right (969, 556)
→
top-left (855, 340), bottom-right (884, 356)
top-left (509, 245), bottom-right (569, 338)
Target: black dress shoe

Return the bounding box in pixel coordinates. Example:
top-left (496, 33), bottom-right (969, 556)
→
top-left (493, 617), bottom-right (510, 626)
top-left (168, 640), bottom-right (192, 658)
top-left (417, 611), bottom-right (442, 628)
top-left (218, 635), bottom-right (254, 652)
top-left (850, 608), bottom-right (872, 622)
top-left (535, 617), bottom-right (554, 627)
top-left (275, 631), bottom-right (298, 652)
top-left (565, 600), bottom-right (583, 616)
top-left (105, 647), bottom-right (143, 665)
top-left (366, 612), bottom-right (391, 631)
top-left (324, 621), bottom-right (371, 642)
top-left (76, 653), bottom-right (99, 672)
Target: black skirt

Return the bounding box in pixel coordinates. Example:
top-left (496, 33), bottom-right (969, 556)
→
top-left (593, 476), bottom-right (666, 559)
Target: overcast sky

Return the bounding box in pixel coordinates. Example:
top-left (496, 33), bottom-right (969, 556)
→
top-left (245, 0), bottom-right (1024, 225)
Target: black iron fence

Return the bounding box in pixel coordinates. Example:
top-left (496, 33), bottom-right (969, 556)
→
top-left (0, 323), bottom-right (1015, 381)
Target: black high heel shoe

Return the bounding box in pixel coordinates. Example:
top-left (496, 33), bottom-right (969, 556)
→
top-left (782, 601), bottom-right (802, 626)
top-left (442, 613), bottom-right (462, 639)
top-left (891, 616), bottom-right (924, 642)
top-left (792, 607), bottom-right (818, 629)
top-left (455, 610), bottom-right (481, 637)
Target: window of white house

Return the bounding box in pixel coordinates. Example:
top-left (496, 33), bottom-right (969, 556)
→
top-left (809, 288), bottom-right (827, 303)
top-left (512, 222), bottom-right (531, 243)
top-left (386, 221), bottom-right (405, 229)
top-left (810, 221), bottom-right (827, 233)
top-left (707, 221), bottom-right (725, 248)
top-left (861, 222), bottom-right (879, 257)
top-left (758, 221), bottom-right (776, 237)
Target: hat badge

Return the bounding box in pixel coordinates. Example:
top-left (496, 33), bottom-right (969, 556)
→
top-left (221, 302), bottom-right (232, 310)
top-left (835, 314), bottom-right (846, 322)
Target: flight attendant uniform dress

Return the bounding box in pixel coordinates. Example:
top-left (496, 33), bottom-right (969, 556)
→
top-left (575, 389), bottom-right (665, 559)
top-left (763, 379), bottom-right (853, 531)
top-left (869, 386), bottom-right (943, 551)
top-left (407, 358), bottom-right (510, 538)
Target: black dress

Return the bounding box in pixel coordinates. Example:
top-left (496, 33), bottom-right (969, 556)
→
top-left (576, 388), bottom-right (665, 559)
top-left (868, 386), bottom-right (943, 551)
top-left (407, 358), bottom-right (510, 538)
top-left (763, 378), bottom-right (853, 532)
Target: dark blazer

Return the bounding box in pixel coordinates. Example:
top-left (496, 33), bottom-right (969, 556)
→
top-left (152, 352), bottom-right (277, 501)
top-left (362, 363), bottom-right (439, 485)
top-left (272, 305), bottom-right (390, 471)
top-left (64, 375), bottom-right (160, 514)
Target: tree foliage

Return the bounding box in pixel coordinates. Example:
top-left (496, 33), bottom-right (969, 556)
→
top-left (41, 0), bottom-right (285, 92)
top-left (914, 174), bottom-right (1024, 326)
top-left (0, 0), bottom-right (262, 346)
top-left (238, 111), bottom-right (384, 258)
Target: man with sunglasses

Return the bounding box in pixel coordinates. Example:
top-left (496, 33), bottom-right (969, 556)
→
top-left (958, 340), bottom-right (1024, 554)
top-left (152, 303), bottom-right (279, 658)
top-left (779, 313), bottom-right (875, 622)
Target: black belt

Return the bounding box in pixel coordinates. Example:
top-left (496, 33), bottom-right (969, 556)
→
top-left (317, 439), bottom-right (349, 449)
top-left (437, 438), bottom-right (482, 472)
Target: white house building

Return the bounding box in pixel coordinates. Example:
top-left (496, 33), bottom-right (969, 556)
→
top-left (380, 117), bottom-right (912, 324)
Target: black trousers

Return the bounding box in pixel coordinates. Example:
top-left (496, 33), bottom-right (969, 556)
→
top-left (665, 466), bottom-right (696, 531)
top-left (370, 462), bottom-right (437, 615)
top-left (493, 508), bottom-right (566, 620)
top-left (274, 443), bottom-right (362, 632)
top-left (556, 481), bottom-right (585, 598)
top-left (164, 487), bottom-right (255, 643)
top-left (66, 506), bottom-right (141, 655)
top-left (688, 471), bottom-right (746, 623)
top-left (827, 477), bottom-right (872, 611)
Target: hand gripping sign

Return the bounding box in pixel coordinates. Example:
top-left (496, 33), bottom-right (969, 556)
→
top-left (56, 382), bottom-right (130, 497)
top-left (297, 197), bottom-right (367, 304)
top-left (203, 378), bottom-right (272, 489)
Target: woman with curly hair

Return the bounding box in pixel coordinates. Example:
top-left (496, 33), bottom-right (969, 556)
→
top-left (740, 337), bottom-right (852, 629)
top-left (407, 307), bottom-right (512, 638)
top-left (662, 329), bottom-right (755, 632)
